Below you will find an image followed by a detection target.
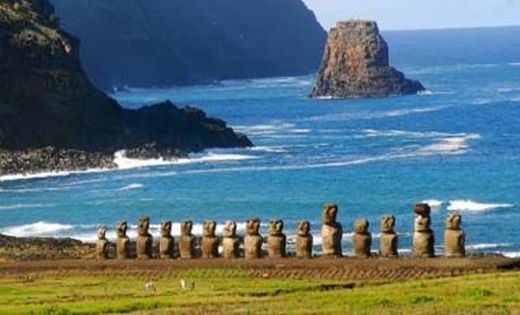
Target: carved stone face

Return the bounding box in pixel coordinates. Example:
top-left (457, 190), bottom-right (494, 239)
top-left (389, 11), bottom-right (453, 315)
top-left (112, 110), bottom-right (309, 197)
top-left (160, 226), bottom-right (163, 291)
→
top-left (116, 221), bottom-right (127, 237)
top-left (414, 214), bottom-right (431, 232)
top-left (354, 219), bottom-right (369, 234)
top-left (223, 221), bottom-right (237, 237)
top-left (203, 220), bottom-right (217, 237)
top-left (296, 220), bottom-right (311, 236)
top-left (268, 219), bottom-right (284, 236)
top-left (246, 218), bottom-right (260, 236)
top-left (322, 203), bottom-right (338, 225)
top-left (414, 203), bottom-right (431, 216)
top-left (380, 215), bottom-right (395, 233)
top-left (446, 214), bottom-right (462, 230)
top-left (180, 220), bottom-right (193, 236)
top-left (160, 221), bottom-right (172, 237)
top-left (97, 225), bottom-right (107, 240)
top-left (137, 216), bottom-right (150, 236)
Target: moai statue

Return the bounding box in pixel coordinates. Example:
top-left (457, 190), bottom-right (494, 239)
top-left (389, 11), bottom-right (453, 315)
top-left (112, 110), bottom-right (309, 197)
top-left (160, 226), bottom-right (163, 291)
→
top-left (136, 216), bottom-right (153, 259)
top-left (115, 221), bottom-right (130, 259)
top-left (444, 214), bottom-right (465, 257)
top-left (179, 220), bottom-right (195, 259)
top-left (267, 219), bottom-right (286, 258)
top-left (321, 203), bottom-right (343, 257)
top-left (353, 219), bottom-right (372, 258)
top-left (244, 218), bottom-right (262, 259)
top-left (413, 203), bottom-right (435, 258)
top-left (379, 215), bottom-right (398, 258)
top-left (222, 220), bottom-right (240, 259)
top-left (95, 225), bottom-right (109, 259)
top-left (201, 220), bottom-right (219, 259)
top-left (159, 220), bottom-right (175, 259)
top-left (295, 220), bottom-right (313, 258)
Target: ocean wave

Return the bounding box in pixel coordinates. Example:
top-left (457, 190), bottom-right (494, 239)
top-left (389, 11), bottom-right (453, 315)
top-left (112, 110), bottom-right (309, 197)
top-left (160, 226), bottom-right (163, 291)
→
top-left (0, 186), bottom-right (71, 193)
top-left (421, 199), bottom-right (444, 210)
top-left (0, 221), bottom-right (74, 237)
top-left (447, 200), bottom-right (514, 212)
top-left (0, 168), bottom-right (107, 182)
top-left (248, 146), bottom-right (288, 153)
top-left (362, 129), bottom-right (458, 139)
top-left (232, 123), bottom-right (310, 136)
top-left (502, 252), bottom-right (520, 258)
top-left (497, 87), bottom-right (520, 93)
top-left (466, 243), bottom-right (513, 250)
top-left (117, 183), bottom-right (144, 191)
top-left (509, 62), bottom-right (520, 66)
top-left (306, 105), bottom-right (449, 122)
top-left (417, 134), bottom-right (480, 155)
top-left (0, 204), bottom-right (52, 210)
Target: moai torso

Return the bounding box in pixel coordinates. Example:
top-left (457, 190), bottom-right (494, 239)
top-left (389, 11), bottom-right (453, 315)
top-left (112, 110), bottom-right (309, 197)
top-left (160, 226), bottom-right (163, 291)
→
top-left (222, 221), bottom-right (240, 259)
top-left (444, 214), bottom-right (465, 257)
top-left (321, 204), bottom-right (343, 257)
top-left (179, 220), bottom-right (195, 259)
top-left (115, 221), bottom-right (130, 259)
top-left (136, 216), bottom-right (153, 259)
top-left (244, 218), bottom-right (262, 259)
top-left (267, 219), bottom-right (286, 258)
top-left (201, 220), bottom-right (219, 259)
top-left (95, 225), bottom-right (109, 259)
top-left (379, 215), bottom-right (398, 258)
top-left (159, 221), bottom-right (175, 259)
top-left (413, 204), bottom-right (435, 258)
top-left (295, 220), bottom-right (313, 258)
top-left (353, 219), bottom-right (372, 258)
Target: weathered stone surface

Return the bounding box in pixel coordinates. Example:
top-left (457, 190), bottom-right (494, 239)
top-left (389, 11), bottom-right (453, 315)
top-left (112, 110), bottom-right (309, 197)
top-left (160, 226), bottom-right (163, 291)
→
top-left (159, 221), bottom-right (174, 259)
top-left (445, 214), bottom-right (466, 257)
top-left (267, 219), bottom-right (286, 258)
top-left (115, 221), bottom-right (129, 259)
top-left (353, 219), bottom-right (372, 258)
top-left (379, 215), bottom-right (398, 258)
top-left (136, 216), bottom-right (153, 259)
top-left (413, 204), bottom-right (435, 258)
top-left (244, 218), bottom-right (262, 259)
top-left (321, 203), bottom-right (343, 257)
top-left (296, 220), bottom-right (313, 258)
top-left (222, 221), bottom-right (240, 259)
top-left (179, 220), bottom-right (195, 259)
top-left (95, 225), bottom-right (109, 259)
top-left (201, 220), bottom-right (219, 259)
top-left (311, 20), bottom-right (424, 99)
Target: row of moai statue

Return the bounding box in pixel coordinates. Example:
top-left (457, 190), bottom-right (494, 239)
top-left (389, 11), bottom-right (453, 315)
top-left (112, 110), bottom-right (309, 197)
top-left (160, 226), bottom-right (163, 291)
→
top-left (95, 203), bottom-right (465, 260)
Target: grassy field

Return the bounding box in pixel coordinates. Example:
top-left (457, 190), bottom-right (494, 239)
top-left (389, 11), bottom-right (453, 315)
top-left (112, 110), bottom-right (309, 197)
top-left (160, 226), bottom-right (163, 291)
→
top-left (1, 268), bottom-right (520, 314)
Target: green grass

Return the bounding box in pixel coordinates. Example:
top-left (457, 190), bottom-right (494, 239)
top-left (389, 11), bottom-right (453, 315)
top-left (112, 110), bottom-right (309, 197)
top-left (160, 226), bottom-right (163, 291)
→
top-left (0, 270), bottom-right (519, 314)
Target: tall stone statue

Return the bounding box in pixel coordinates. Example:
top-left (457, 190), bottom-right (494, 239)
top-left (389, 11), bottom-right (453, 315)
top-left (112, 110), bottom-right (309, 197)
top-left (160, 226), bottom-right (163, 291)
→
top-left (136, 216), bottom-right (153, 259)
top-left (244, 218), bottom-right (262, 259)
top-left (413, 203), bottom-right (435, 257)
top-left (115, 221), bottom-right (129, 259)
top-left (267, 219), bottom-right (286, 258)
top-left (321, 203), bottom-right (342, 257)
top-left (95, 225), bottom-right (109, 259)
top-left (179, 220), bottom-right (195, 259)
top-left (444, 214), bottom-right (465, 257)
top-left (353, 219), bottom-right (372, 258)
top-left (379, 215), bottom-right (398, 257)
top-left (222, 220), bottom-right (240, 259)
top-left (295, 220), bottom-right (313, 258)
top-left (201, 220), bottom-right (219, 259)
top-left (159, 220), bottom-right (175, 259)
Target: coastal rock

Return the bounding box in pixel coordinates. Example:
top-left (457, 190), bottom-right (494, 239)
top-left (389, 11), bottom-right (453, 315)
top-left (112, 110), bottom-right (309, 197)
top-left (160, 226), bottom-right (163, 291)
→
top-left (353, 219), bottom-right (372, 258)
top-left (295, 220), bottom-right (313, 258)
top-left (379, 215), bottom-right (398, 258)
top-left (159, 221), bottom-right (175, 259)
top-left (222, 221), bottom-right (240, 259)
top-left (413, 204), bottom-right (435, 258)
top-left (201, 220), bottom-right (219, 259)
top-left (244, 218), bottom-right (262, 259)
top-left (115, 221), bottom-right (130, 259)
top-left (444, 214), bottom-right (466, 257)
top-left (267, 219), bottom-right (286, 258)
top-left (179, 221), bottom-right (195, 259)
top-left (321, 203), bottom-right (343, 257)
top-left (95, 225), bottom-right (109, 260)
top-left (311, 20), bottom-right (425, 98)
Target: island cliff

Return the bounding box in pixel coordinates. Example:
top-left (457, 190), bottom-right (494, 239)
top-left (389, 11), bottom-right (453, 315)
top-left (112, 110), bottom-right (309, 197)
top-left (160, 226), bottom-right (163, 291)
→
top-left (311, 20), bottom-right (425, 98)
top-left (0, 0), bottom-right (252, 176)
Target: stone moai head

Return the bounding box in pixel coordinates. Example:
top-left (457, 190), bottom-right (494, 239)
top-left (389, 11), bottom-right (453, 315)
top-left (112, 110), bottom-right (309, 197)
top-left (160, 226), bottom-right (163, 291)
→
top-left (137, 216), bottom-right (150, 236)
top-left (223, 220), bottom-right (237, 237)
top-left (268, 219), bottom-right (284, 236)
top-left (354, 219), bottom-right (369, 234)
top-left (296, 220), bottom-right (311, 236)
top-left (116, 221), bottom-right (128, 237)
top-left (246, 218), bottom-right (261, 236)
top-left (380, 215), bottom-right (396, 233)
top-left (414, 203), bottom-right (431, 232)
top-left (322, 203), bottom-right (338, 225)
top-left (97, 225), bottom-right (107, 240)
top-left (446, 213), bottom-right (462, 230)
top-left (160, 221), bottom-right (172, 237)
top-left (180, 220), bottom-right (193, 236)
top-left (203, 220), bottom-right (217, 237)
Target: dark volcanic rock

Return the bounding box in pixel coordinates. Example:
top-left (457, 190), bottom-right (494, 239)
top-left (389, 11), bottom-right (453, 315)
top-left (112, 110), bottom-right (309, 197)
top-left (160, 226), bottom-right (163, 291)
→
top-left (311, 20), bottom-right (425, 98)
top-left (0, 0), bottom-right (252, 175)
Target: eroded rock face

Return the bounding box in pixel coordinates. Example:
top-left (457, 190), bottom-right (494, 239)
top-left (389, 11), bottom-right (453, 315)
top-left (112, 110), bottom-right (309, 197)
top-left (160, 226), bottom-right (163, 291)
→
top-left (201, 220), bottom-right (219, 259)
top-left (115, 221), bottom-right (129, 259)
top-left (95, 225), bottom-right (109, 259)
top-left (159, 221), bottom-right (174, 259)
top-left (321, 203), bottom-right (342, 257)
top-left (413, 204), bottom-right (435, 257)
top-left (267, 219), bottom-right (286, 258)
top-left (179, 220), bottom-right (195, 259)
top-left (222, 221), bottom-right (240, 259)
top-left (380, 215), bottom-right (398, 258)
top-left (296, 220), bottom-right (313, 258)
top-left (136, 216), bottom-right (153, 259)
top-left (311, 20), bottom-right (424, 98)
top-left (244, 218), bottom-right (262, 259)
top-left (445, 214), bottom-right (465, 257)
top-left (353, 219), bottom-right (372, 258)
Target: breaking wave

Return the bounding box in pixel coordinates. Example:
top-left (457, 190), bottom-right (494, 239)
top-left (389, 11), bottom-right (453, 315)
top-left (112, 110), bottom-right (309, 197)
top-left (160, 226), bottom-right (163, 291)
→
top-left (117, 183), bottom-right (144, 191)
top-left (0, 221), bottom-right (74, 237)
top-left (447, 200), bottom-right (514, 212)
top-left (0, 203), bottom-right (52, 210)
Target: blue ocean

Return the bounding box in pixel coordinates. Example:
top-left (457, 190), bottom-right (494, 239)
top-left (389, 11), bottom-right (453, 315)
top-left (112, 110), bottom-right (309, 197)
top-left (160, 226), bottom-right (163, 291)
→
top-left (1, 27), bottom-right (519, 256)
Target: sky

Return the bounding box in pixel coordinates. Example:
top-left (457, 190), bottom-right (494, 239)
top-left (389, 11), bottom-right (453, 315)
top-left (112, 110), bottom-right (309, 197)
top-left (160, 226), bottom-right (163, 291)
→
top-left (302, 0), bottom-right (520, 31)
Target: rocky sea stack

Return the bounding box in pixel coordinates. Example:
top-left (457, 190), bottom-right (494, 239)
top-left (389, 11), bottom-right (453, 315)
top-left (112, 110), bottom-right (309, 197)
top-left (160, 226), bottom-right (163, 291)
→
top-left (0, 0), bottom-right (252, 176)
top-left (311, 20), bottom-right (425, 98)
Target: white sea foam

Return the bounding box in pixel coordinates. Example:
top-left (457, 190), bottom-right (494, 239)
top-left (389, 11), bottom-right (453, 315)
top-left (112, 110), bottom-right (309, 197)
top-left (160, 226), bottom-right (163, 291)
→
top-left (509, 62), bottom-right (520, 66)
top-left (307, 105), bottom-right (449, 122)
top-left (0, 168), bottom-right (107, 182)
top-left (363, 129), bottom-right (456, 139)
top-left (421, 199), bottom-right (444, 210)
top-left (502, 252), bottom-right (520, 258)
top-left (447, 200), bottom-right (514, 212)
top-left (248, 146), bottom-right (287, 153)
top-left (117, 183), bottom-right (144, 191)
top-left (417, 134), bottom-right (481, 155)
top-left (0, 221), bottom-right (74, 237)
top-left (466, 243), bottom-right (513, 250)
top-left (0, 203), bottom-right (52, 210)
